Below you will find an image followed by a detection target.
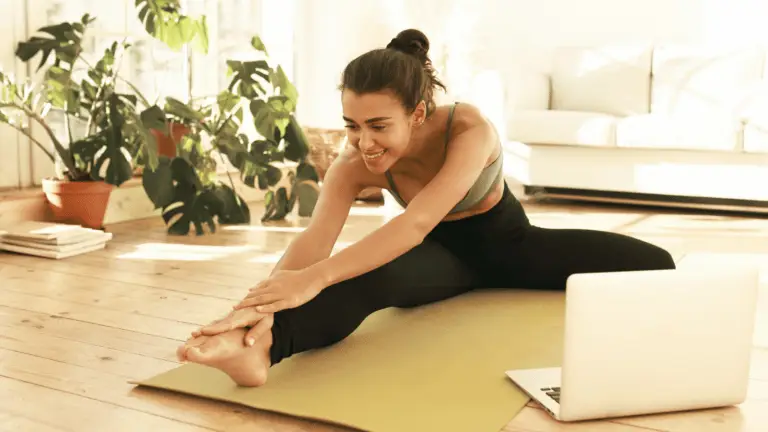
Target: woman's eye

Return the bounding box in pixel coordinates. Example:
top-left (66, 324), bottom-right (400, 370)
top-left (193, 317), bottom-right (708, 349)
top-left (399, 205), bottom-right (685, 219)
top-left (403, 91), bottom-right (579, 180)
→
top-left (371, 125), bottom-right (385, 130)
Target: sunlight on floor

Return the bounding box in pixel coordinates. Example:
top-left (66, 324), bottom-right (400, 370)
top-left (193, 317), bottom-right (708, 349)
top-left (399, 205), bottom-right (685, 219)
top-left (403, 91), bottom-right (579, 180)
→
top-left (221, 225), bottom-right (306, 233)
top-left (116, 243), bottom-right (260, 261)
top-left (245, 241), bottom-right (354, 264)
top-left (248, 251), bottom-right (284, 264)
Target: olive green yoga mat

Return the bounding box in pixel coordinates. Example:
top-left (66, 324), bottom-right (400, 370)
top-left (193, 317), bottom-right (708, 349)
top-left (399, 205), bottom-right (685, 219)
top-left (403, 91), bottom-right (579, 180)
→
top-left (134, 289), bottom-right (566, 432)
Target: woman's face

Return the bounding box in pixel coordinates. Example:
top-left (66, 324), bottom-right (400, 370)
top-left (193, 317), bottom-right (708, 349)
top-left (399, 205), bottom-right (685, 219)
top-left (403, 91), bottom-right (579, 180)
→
top-left (341, 90), bottom-right (425, 174)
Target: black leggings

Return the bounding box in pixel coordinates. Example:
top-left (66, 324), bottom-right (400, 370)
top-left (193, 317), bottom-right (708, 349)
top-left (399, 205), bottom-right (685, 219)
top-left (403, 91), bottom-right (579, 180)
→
top-left (268, 183), bottom-right (675, 365)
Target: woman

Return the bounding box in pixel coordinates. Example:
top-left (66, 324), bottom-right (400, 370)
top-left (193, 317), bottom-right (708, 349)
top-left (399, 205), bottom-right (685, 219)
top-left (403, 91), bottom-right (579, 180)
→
top-left (176, 29), bottom-right (675, 387)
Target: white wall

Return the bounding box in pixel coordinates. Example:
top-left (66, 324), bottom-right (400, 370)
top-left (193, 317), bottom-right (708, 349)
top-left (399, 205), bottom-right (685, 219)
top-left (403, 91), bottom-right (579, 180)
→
top-left (0, 0), bottom-right (32, 189)
top-left (293, 0), bottom-right (768, 128)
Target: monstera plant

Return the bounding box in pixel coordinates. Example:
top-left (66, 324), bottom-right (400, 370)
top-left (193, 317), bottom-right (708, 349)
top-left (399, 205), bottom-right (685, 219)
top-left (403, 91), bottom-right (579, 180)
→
top-left (139, 36), bottom-right (320, 235)
top-left (0, 14), bottom-right (164, 229)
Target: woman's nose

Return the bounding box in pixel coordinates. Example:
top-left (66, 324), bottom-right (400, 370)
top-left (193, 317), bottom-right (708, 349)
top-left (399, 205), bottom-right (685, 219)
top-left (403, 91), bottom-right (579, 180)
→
top-left (358, 132), bottom-right (375, 151)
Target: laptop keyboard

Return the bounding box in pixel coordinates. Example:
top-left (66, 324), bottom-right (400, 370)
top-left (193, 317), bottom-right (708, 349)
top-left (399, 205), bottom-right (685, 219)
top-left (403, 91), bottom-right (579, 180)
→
top-left (540, 386), bottom-right (560, 403)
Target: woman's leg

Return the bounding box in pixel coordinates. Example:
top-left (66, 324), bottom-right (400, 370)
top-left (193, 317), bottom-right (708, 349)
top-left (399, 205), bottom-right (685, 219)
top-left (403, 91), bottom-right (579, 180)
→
top-left (268, 236), bottom-right (482, 364)
top-left (499, 225), bottom-right (676, 290)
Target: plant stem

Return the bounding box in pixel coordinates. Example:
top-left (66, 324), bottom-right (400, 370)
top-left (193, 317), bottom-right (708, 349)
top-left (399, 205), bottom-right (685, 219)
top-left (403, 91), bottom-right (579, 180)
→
top-left (23, 106), bottom-right (78, 175)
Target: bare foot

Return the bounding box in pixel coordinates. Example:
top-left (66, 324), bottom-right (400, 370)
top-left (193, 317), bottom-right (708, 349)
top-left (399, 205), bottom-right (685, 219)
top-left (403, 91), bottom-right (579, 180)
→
top-left (180, 327), bottom-right (273, 387)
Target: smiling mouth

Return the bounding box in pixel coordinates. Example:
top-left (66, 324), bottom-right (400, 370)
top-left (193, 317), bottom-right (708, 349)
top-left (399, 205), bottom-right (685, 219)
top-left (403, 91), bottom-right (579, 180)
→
top-left (363, 149), bottom-right (386, 160)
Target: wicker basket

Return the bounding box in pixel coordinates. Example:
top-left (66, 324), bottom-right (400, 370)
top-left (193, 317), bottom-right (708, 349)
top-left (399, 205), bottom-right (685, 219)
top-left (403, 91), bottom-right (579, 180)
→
top-left (305, 127), bottom-right (384, 202)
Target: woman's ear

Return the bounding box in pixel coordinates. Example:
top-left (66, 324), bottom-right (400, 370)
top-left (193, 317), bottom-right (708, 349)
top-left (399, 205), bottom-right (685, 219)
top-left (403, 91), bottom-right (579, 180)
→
top-left (412, 100), bottom-right (427, 126)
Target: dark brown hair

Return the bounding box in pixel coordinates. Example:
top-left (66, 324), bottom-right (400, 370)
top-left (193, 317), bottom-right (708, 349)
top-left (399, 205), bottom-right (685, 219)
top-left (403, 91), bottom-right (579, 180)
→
top-left (339, 29), bottom-right (446, 116)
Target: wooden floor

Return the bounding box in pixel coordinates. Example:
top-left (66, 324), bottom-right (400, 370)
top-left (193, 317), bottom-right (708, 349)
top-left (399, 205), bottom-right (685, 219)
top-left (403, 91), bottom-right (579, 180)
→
top-left (1, 193), bottom-right (767, 432)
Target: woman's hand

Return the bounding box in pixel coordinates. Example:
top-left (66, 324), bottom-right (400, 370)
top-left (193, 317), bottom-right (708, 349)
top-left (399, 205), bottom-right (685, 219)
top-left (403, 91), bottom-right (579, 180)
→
top-left (233, 268), bottom-right (327, 313)
top-left (190, 307), bottom-right (274, 346)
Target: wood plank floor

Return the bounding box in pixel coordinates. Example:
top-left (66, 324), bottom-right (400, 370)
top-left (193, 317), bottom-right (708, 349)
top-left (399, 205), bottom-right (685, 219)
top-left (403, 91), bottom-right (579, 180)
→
top-left (1, 194), bottom-right (767, 431)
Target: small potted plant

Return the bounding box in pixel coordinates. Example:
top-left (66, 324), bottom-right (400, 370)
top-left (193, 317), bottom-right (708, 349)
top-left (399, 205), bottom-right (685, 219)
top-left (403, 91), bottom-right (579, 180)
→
top-left (0, 14), bottom-right (164, 229)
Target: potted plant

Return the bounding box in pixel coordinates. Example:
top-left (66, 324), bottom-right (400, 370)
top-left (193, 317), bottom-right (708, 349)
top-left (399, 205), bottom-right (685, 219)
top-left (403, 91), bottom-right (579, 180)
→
top-left (139, 36), bottom-right (320, 235)
top-left (0, 14), bottom-right (165, 229)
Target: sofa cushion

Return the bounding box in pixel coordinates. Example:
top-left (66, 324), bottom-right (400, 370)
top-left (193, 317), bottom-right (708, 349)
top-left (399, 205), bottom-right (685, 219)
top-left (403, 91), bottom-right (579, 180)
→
top-left (650, 45), bottom-right (765, 118)
top-left (507, 110), bottom-right (617, 147)
top-left (550, 45), bottom-right (653, 116)
top-left (615, 114), bottom-right (742, 151)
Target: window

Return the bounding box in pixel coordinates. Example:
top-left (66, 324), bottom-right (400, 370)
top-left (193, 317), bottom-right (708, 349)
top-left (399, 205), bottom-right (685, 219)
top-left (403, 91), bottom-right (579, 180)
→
top-left (4, 0), bottom-right (297, 188)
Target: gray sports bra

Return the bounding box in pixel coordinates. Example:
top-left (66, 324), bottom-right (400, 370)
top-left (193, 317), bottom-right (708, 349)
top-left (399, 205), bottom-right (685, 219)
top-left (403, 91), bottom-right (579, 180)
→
top-left (384, 102), bottom-right (504, 214)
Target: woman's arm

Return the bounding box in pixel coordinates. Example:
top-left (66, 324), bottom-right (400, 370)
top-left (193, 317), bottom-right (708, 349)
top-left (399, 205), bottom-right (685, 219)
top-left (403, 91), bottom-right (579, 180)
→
top-left (269, 148), bottom-right (365, 275)
top-left (306, 109), bottom-right (498, 288)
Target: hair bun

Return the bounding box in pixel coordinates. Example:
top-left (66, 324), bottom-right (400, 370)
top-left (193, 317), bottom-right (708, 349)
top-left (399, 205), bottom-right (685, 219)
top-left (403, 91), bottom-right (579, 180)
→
top-left (386, 29), bottom-right (430, 62)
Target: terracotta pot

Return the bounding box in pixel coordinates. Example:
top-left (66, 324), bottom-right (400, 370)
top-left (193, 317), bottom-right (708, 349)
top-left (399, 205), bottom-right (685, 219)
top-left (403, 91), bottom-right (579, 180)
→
top-left (41, 178), bottom-right (113, 229)
top-left (151, 122), bottom-right (190, 158)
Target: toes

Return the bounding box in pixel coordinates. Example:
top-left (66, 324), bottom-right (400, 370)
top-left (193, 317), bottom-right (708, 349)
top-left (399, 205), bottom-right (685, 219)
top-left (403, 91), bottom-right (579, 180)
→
top-left (186, 345), bottom-right (216, 363)
top-left (186, 336), bottom-right (209, 349)
top-left (176, 343), bottom-right (188, 362)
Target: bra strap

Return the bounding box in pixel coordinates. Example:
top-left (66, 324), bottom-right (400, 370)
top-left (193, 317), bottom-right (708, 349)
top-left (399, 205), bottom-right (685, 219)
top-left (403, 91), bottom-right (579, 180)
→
top-left (445, 102), bottom-right (458, 148)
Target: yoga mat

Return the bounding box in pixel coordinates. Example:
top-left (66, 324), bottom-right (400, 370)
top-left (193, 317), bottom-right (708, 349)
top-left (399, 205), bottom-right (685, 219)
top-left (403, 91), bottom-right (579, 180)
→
top-left (134, 289), bottom-right (566, 432)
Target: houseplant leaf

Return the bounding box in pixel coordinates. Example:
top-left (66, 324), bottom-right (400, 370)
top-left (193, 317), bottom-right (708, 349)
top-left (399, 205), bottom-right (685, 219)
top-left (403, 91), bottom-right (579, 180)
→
top-left (227, 60), bottom-right (270, 99)
top-left (212, 184), bottom-right (250, 225)
top-left (295, 161), bottom-right (319, 182)
top-left (92, 93), bottom-right (133, 186)
top-left (160, 158), bottom-right (223, 235)
top-left (271, 65), bottom-right (298, 111)
top-left (142, 155), bottom-right (174, 209)
top-left (250, 99), bottom-right (290, 141)
top-left (283, 114), bottom-right (310, 162)
top-left (295, 180), bottom-right (320, 217)
top-left (261, 187), bottom-right (290, 221)
top-left (135, 0), bottom-right (209, 53)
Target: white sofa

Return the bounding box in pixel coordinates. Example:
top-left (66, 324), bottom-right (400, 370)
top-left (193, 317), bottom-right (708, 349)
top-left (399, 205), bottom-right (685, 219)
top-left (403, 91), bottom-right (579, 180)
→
top-left (499, 44), bottom-right (768, 212)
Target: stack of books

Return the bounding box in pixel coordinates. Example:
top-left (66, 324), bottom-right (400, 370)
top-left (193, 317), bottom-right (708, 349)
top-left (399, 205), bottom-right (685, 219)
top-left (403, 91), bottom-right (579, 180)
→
top-left (0, 221), bottom-right (113, 259)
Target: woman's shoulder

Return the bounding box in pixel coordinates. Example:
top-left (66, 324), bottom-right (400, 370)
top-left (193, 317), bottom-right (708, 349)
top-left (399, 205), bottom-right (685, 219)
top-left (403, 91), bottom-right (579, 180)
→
top-left (440, 102), bottom-right (498, 145)
top-left (439, 102), bottom-right (492, 133)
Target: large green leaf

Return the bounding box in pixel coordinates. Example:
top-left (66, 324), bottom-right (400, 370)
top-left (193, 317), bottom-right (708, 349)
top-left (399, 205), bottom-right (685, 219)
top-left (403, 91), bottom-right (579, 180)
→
top-left (295, 180), bottom-right (320, 217)
top-left (15, 14), bottom-right (93, 71)
top-left (250, 99), bottom-right (290, 141)
top-left (295, 161), bottom-right (319, 182)
top-left (43, 65), bottom-right (81, 112)
top-left (212, 184), bottom-right (250, 225)
top-left (142, 155), bottom-right (174, 209)
top-left (250, 36), bottom-right (268, 55)
top-left (227, 60), bottom-right (270, 99)
top-left (248, 139), bottom-right (280, 165)
top-left (271, 65), bottom-right (298, 111)
top-left (259, 164), bottom-right (283, 189)
top-left (162, 186), bottom-right (221, 236)
top-left (283, 114), bottom-right (310, 162)
top-left (261, 187), bottom-right (290, 222)
top-left (93, 94), bottom-right (133, 186)
top-left (159, 157), bottom-right (222, 235)
top-left (164, 96), bottom-right (204, 124)
top-left (135, 0), bottom-right (208, 53)
top-left (69, 133), bottom-right (103, 178)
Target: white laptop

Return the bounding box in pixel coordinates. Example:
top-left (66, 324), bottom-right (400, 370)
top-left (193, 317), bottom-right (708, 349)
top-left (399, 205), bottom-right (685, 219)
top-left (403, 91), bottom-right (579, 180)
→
top-left (506, 267), bottom-right (760, 422)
